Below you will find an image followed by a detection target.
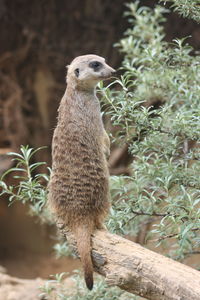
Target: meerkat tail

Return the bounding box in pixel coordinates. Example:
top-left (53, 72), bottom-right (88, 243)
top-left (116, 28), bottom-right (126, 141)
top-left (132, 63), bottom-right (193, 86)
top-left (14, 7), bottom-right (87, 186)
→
top-left (74, 226), bottom-right (94, 290)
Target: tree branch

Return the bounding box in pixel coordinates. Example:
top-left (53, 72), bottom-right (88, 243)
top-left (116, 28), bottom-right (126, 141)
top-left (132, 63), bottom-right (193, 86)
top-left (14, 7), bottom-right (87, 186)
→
top-left (57, 223), bottom-right (200, 300)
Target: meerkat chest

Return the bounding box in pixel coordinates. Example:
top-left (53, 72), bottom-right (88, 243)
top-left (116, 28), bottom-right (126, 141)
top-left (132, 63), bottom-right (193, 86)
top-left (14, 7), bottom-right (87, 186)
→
top-left (73, 94), bottom-right (104, 134)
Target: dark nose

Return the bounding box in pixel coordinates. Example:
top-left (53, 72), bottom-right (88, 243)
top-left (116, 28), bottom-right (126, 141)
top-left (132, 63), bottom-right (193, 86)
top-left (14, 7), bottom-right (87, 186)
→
top-left (110, 68), bottom-right (116, 75)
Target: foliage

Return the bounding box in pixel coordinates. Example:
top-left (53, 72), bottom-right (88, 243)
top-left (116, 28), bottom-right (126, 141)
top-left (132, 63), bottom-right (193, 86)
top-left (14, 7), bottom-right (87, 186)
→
top-left (53, 241), bottom-right (77, 259)
top-left (0, 145), bottom-right (52, 223)
top-left (160, 0), bottom-right (200, 23)
top-left (99, 1), bottom-right (200, 262)
top-left (39, 271), bottom-right (138, 300)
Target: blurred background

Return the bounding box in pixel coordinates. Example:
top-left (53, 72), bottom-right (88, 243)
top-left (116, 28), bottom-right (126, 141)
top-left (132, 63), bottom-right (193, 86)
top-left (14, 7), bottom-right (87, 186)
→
top-left (1, 0), bottom-right (200, 282)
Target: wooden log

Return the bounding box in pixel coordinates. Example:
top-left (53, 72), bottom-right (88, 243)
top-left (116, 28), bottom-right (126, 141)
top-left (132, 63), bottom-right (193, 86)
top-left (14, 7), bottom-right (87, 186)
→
top-left (58, 224), bottom-right (200, 300)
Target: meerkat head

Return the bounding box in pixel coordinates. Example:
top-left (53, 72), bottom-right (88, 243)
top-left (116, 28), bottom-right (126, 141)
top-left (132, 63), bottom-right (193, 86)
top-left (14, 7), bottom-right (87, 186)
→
top-left (67, 54), bottom-right (116, 90)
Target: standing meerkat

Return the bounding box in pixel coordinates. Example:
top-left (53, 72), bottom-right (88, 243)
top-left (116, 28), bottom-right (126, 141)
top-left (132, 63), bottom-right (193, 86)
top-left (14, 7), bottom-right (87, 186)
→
top-left (48, 54), bottom-right (115, 290)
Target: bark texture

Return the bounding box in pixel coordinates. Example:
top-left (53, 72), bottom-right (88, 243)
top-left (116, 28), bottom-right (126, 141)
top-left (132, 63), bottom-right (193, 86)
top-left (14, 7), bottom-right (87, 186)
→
top-left (58, 225), bottom-right (200, 300)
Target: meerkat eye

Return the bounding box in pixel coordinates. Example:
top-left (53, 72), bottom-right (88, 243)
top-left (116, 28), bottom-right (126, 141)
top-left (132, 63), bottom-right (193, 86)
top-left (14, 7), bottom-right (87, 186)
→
top-left (89, 61), bottom-right (103, 71)
top-left (74, 68), bottom-right (80, 77)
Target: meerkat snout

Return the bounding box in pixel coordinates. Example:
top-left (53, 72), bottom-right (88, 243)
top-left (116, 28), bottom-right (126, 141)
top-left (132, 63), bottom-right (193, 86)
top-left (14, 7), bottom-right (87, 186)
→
top-left (99, 62), bottom-right (116, 79)
top-left (67, 54), bottom-right (116, 89)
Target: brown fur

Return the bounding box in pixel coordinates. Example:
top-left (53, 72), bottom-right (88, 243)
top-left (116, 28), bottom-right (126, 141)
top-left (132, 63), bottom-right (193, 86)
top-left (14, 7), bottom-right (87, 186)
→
top-left (48, 54), bottom-right (115, 290)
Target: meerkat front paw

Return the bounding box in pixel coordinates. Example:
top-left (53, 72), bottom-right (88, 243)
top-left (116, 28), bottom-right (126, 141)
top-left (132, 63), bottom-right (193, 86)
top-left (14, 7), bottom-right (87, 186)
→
top-left (103, 144), bottom-right (110, 158)
top-left (102, 129), bottom-right (110, 159)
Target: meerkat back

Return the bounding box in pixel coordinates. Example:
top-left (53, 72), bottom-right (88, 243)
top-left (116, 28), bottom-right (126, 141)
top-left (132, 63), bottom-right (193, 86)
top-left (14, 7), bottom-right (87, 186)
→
top-left (48, 54), bottom-right (115, 290)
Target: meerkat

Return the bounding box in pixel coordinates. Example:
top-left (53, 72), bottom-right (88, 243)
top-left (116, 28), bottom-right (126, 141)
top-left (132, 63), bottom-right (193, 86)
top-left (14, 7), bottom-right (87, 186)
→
top-left (48, 54), bottom-right (115, 290)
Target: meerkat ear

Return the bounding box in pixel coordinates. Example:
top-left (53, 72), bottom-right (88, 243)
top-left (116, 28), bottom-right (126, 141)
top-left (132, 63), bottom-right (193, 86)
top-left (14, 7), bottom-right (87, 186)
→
top-left (74, 68), bottom-right (80, 78)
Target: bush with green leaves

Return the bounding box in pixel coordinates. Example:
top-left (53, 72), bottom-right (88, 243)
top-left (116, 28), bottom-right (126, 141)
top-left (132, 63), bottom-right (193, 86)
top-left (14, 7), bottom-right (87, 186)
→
top-left (160, 0), bottom-right (200, 23)
top-left (0, 146), bottom-right (52, 223)
top-left (39, 271), bottom-right (138, 300)
top-left (100, 1), bottom-right (200, 261)
top-left (1, 1), bottom-right (200, 299)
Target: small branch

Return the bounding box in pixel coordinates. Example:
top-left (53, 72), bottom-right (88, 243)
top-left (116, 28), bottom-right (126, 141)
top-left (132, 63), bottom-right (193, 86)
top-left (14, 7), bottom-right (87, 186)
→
top-left (183, 251), bottom-right (200, 258)
top-left (131, 209), bottom-right (169, 217)
top-left (183, 139), bottom-right (189, 155)
top-left (157, 232), bottom-right (179, 242)
top-left (130, 208), bottom-right (199, 223)
top-left (155, 228), bottom-right (200, 243)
